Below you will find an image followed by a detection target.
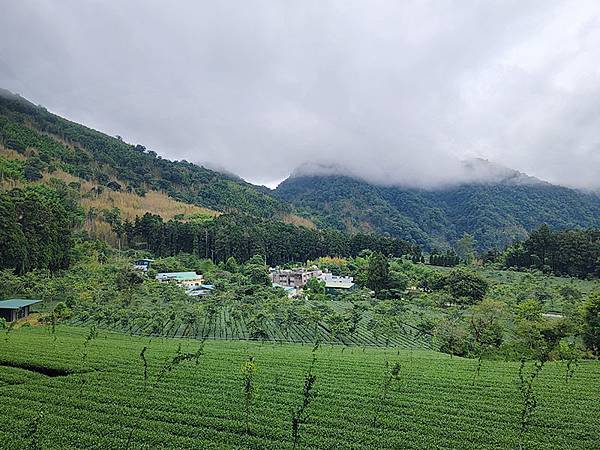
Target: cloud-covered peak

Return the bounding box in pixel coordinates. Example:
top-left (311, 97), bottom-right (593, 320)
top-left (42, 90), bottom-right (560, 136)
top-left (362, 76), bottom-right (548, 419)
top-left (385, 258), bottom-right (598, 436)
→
top-left (290, 157), bottom-right (545, 190)
top-left (1, 1), bottom-right (599, 190)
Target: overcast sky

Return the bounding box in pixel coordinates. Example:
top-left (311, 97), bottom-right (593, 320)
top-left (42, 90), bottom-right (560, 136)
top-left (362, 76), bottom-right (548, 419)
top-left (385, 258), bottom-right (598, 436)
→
top-left (1, 1), bottom-right (600, 190)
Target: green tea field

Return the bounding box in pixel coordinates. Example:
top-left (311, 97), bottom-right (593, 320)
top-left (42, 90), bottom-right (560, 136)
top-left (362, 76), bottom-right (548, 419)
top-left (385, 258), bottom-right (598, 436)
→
top-left (0, 326), bottom-right (598, 449)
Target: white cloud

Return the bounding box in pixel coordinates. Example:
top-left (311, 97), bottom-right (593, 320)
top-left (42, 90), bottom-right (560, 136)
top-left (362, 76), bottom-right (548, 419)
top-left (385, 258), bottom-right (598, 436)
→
top-left (1, 0), bottom-right (599, 189)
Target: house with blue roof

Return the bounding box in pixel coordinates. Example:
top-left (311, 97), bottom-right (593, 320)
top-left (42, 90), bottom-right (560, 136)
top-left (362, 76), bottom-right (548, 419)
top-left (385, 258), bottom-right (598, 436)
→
top-left (0, 299), bottom-right (42, 322)
top-left (155, 271), bottom-right (204, 288)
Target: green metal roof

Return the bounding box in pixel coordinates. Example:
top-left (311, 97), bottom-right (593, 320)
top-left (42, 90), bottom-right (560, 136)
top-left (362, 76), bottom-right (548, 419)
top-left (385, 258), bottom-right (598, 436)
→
top-left (0, 299), bottom-right (42, 309)
top-left (156, 272), bottom-right (200, 281)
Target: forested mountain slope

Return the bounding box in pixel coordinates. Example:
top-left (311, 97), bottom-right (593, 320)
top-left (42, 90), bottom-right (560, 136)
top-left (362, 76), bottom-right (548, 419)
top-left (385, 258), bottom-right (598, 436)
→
top-left (3, 88), bottom-right (599, 253)
top-left (275, 174), bottom-right (600, 250)
top-left (0, 89), bottom-right (288, 218)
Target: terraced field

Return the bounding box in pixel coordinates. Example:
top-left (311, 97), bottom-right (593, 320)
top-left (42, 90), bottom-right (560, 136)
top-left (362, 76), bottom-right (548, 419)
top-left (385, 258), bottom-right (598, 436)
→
top-left (1, 326), bottom-right (598, 449)
top-left (68, 300), bottom-right (433, 349)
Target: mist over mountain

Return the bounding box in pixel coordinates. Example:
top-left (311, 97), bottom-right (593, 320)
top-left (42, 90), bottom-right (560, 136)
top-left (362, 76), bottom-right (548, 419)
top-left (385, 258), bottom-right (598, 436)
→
top-left (2, 87), bottom-right (599, 252)
top-left (289, 157), bottom-right (547, 190)
top-left (2, 2), bottom-right (600, 190)
top-left (275, 170), bottom-right (600, 250)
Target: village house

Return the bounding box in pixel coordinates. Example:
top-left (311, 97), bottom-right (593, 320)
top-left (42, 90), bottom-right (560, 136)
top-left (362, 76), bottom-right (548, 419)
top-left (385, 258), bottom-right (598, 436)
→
top-left (320, 273), bottom-right (356, 294)
top-left (155, 272), bottom-right (204, 288)
top-left (269, 267), bottom-right (356, 295)
top-left (269, 267), bottom-right (322, 288)
top-left (0, 299), bottom-right (41, 322)
top-left (186, 284), bottom-right (215, 297)
top-left (133, 258), bottom-right (154, 272)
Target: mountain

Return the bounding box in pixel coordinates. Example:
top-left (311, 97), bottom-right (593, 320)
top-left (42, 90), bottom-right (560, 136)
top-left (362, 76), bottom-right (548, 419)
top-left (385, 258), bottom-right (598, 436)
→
top-left (0, 89), bottom-right (289, 219)
top-left (274, 171), bottom-right (600, 251)
top-left (3, 88), bottom-right (599, 253)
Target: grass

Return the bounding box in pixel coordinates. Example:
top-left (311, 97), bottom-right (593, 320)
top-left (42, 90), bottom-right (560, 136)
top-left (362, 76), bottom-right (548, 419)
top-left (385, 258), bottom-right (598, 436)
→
top-left (0, 326), bottom-right (598, 449)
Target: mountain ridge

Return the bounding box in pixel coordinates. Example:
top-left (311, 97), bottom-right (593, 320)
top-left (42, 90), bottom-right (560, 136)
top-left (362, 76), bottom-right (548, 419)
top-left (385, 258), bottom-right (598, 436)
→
top-left (2, 88), bottom-right (599, 252)
top-left (274, 172), bottom-right (600, 251)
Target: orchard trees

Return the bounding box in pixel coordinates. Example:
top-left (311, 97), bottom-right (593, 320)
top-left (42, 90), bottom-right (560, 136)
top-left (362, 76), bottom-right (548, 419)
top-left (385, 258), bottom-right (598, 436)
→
top-left (581, 293), bottom-right (600, 356)
top-left (442, 269), bottom-right (489, 305)
top-left (367, 252), bottom-right (389, 295)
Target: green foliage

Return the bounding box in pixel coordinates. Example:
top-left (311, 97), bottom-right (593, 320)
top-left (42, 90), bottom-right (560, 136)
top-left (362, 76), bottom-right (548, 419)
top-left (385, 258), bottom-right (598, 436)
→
top-left (581, 293), bottom-right (600, 356)
top-left (366, 252), bottom-right (389, 294)
top-left (0, 184), bottom-right (82, 273)
top-left (275, 174), bottom-right (600, 251)
top-left (242, 255), bottom-right (270, 286)
top-left (123, 212), bottom-right (417, 266)
top-left (469, 299), bottom-right (507, 348)
top-left (304, 277), bottom-right (325, 297)
top-left (503, 225), bottom-right (600, 279)
top-left (456, 233), bottom-right (476, 263)
top-left (0, 326), bottom-right (597, 448)
top-left (429, 250), bottom-right (460, 267)
top-left (439, 269), bottom-right (489, 305)
top-left (241, 355), bottom-right (257, 435)
top-left (434, 317), bottom-right (469, 357)
top-left (0, 155), bottom-right (25, 181)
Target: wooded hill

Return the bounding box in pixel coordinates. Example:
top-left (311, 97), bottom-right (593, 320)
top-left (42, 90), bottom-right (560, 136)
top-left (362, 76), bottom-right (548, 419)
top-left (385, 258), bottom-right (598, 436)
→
top-left (0, 88), bottom-right (288, 219)
top-left (275, 174), bottom-right (600, 250)
top-left (2, 88), bottom-right (600, 253)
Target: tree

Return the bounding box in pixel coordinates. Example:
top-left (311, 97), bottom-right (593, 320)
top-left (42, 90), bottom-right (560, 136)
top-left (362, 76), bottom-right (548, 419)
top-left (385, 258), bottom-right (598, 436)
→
top-left (23, 157), bottom-right (44, 181)
top-left (0, 192), bottom-right (27, 272)
top-left (116, 268), bottom-right (144, 304)
top-left (442, 269), bottom-right (489, 305)
top-left (434, 317), bottom-right (469, 357)
top-left (581, 293), bottom-right (600, 356)
top-left (243, 255), bottom-right (270, 286)
top-left (516, 299), bottom-right (543, 322)
top-left (366, 252), bottom-right (389, 294)
top-left (304, 277), bottom-right (325, 299)
top-left (456, 233), bottom-right (476, 264)
top-left (469, 299), bottom-right (506, 348)
top-left (224, 256), bottom-right (239, 273)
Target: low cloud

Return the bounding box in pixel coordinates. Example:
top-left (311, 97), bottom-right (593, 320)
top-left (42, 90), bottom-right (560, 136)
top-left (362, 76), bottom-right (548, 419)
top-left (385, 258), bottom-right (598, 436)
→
top-left (1, 1), bottom-right (599, 190)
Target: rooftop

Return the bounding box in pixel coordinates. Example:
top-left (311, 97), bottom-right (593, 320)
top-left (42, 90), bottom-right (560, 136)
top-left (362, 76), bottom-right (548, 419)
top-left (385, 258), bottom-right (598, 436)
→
top-left (156, 272), bottom-right (201, 281)
top-left (0, 299), bottom-right (42, 309)
top-left (324, 281), bottom-right (355, 289)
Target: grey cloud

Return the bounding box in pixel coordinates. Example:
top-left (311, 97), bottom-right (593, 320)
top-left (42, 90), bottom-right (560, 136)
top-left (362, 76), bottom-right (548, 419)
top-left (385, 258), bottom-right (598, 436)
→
top-left (1, 0), bottom-right (599, 190)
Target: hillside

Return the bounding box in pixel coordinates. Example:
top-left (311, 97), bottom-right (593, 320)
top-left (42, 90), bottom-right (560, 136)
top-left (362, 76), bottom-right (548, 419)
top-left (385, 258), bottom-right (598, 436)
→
top-left (3, 87), bottom-right (599, 254)
top-left (275, 173), bottom-right (600, 250)
top-left (0, 89), bottom-right (289, 219)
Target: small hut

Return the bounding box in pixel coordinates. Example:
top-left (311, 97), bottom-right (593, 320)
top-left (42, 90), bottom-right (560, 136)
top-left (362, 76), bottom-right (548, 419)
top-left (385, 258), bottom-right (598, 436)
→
top-left (0, 299), bottom-right (42, 322)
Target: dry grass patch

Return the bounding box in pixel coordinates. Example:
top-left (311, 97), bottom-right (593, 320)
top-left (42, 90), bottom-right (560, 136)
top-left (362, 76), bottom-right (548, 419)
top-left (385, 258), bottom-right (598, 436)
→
top-left (282, 213), bottom-right (316, 229)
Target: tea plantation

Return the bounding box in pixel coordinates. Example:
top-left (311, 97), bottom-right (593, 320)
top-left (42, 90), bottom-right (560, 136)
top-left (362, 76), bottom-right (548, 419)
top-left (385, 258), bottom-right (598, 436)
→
top-left (0, 326), bottom-right (599, 449)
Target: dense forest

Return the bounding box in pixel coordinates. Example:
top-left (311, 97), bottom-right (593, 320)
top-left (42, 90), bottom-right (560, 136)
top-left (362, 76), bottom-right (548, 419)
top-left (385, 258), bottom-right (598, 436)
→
top-left (503, 225), bottom-right (600, 279)
top-left (275, 174), bottom-right (600, 250)
top-left (0, 181), bottom-right (418, 273)
top-left (0, 182), bottom-right (81, 273)
top-left (120, 212), bottom-right (420, 265)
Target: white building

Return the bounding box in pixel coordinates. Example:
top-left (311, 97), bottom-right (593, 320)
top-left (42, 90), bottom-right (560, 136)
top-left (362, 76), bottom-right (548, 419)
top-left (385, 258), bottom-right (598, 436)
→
top-left (319, 273), bottom-right (355, 291)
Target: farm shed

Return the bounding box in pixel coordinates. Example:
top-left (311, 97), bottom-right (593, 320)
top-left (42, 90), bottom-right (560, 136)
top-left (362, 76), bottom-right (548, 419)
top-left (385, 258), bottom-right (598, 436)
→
top-left (156, 272), bottom-right (204, 288)
top-left (133, 258), bottom-right (154, 272)
top-left (0, 299), bottom-right (42, 322)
